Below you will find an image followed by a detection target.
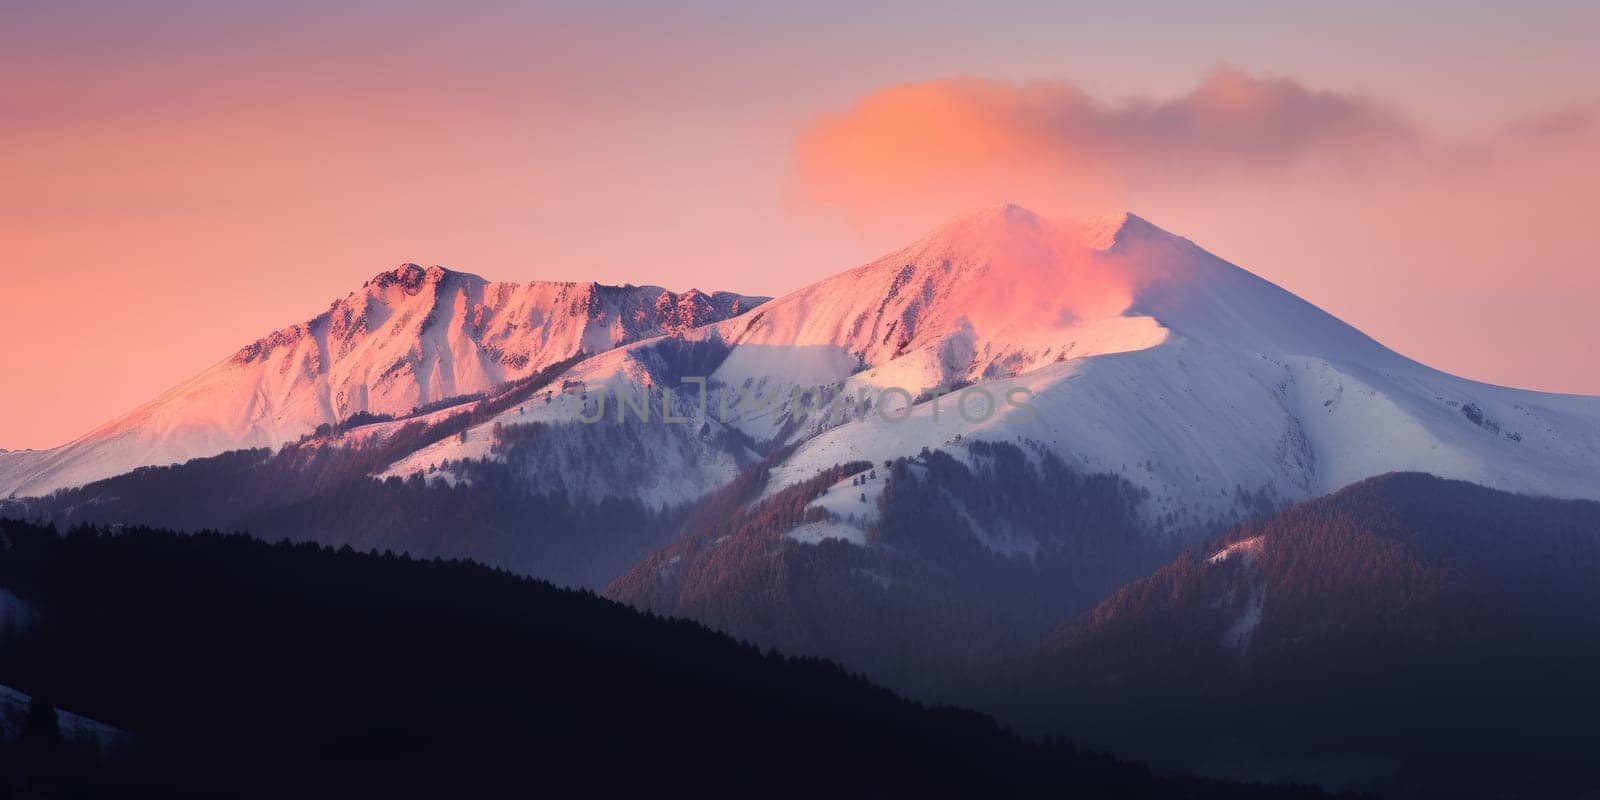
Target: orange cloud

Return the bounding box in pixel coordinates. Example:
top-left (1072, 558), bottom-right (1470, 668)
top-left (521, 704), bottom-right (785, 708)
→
top-left (791, 65), bottom-right (1419, 224)
top-left (790, 67), bottom-right (1600, 397)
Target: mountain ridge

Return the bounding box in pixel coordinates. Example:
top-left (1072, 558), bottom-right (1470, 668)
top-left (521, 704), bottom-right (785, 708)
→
top-left (8, 205), bottom-right (1599, 522)
top-left (1010, 471), bottom-right (1600, 795)
top-left (0, 264), bottom-right (764, 498)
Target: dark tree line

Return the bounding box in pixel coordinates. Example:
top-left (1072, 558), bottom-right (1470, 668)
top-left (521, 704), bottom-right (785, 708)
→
top-left (0, 518), bottom-right (1326, 799)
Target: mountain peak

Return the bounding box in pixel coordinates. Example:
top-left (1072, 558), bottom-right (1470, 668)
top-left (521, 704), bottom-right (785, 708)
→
top-left (982, 202), bottom-right (1044, 224)
top-left (925, 206), bottom-right (1173, 255)
top-left (1081, 211), bottom-right (1171, 251)
top-left (364, 263), bottom-right (461, 294)
top-left (931, 203), bottom-right (1044, 238)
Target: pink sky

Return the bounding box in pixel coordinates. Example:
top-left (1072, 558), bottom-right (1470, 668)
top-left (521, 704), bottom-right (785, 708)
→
top-left (2, 1), bottom-right (1597, 450)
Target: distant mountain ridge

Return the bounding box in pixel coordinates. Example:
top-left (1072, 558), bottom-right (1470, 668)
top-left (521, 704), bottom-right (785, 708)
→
top-left (1010, 472), bottom-right (1600, 795)
top-left (9, 207), bottom-right (1599, 514)
top-left (0, 263), bottom-right (763, 498)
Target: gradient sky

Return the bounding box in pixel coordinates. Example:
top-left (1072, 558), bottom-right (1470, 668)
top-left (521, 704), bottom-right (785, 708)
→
top-left (3, 0), bottom-right (1597, 449)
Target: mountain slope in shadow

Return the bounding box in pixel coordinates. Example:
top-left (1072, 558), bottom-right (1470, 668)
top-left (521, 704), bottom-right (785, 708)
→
top-left (1014, 472), bottom-right (1600, 796)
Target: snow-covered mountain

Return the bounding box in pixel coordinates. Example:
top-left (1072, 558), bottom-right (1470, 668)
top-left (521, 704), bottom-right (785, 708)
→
top-left (0, 263), bottom-right (762, 498)
top-left (396, 204), bottom-right (1596, 536)
top-left (711, 205), bottom-right (1600, 535)
top-left (9, 205), bottom-right (1599, 530)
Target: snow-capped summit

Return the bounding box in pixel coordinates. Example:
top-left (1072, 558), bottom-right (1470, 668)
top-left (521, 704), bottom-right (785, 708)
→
top-left (705, 205), bottom-right (1161, 392)
top-left (707, 203), bottom-right (1396, 405)
top-left (689, 204), bottom-right (1600, 534)
top-left (0, 265), bottom-right (764, 498)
